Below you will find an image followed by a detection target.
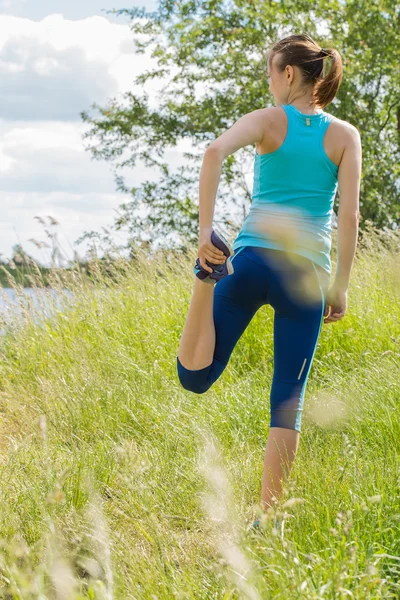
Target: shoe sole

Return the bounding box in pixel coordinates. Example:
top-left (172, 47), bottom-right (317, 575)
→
top-left (226, 256), bottom-right (234, 275)
top-left (213, 227), bottom-right (234, 258)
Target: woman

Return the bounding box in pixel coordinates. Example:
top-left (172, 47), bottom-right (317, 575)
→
top-left (176, 33), bottom-right (361, 529)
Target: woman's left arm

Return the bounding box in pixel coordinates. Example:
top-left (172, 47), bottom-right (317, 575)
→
top-left (199, 109), bottom-right (267, 232)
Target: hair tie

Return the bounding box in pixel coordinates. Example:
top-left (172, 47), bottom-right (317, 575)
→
top-left (319, 47), bottom-right (329, 57)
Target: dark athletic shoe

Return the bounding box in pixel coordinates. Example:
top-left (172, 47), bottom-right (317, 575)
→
top-left (249, 518), bottom-right (261, 531)
top-left (194, 228), bottom-right (234, 284)
top-left (210, 228), bottom-right (234, 260)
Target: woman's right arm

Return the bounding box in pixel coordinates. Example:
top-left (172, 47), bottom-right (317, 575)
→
top-left (324, 125), bottom-right (361, 324)
top-left (334, 125), bottom-right (362, 290)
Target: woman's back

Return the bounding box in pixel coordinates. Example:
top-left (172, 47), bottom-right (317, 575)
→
top-left (232, 103), bottom-right (345, 276)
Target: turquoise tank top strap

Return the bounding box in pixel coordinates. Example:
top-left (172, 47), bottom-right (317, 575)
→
top-left (280, 103), bottom-right (296, 145)
top-left (284, 103), bottom-right (335, 144)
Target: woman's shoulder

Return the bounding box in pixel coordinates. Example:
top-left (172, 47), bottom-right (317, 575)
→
top-left (326, 113), bottom-right (361, 137)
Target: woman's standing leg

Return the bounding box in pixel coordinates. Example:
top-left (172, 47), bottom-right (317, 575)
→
top-left (261, 428), bottom-right (300, 511)
top-left (256, 251), bottom-right (328, 512)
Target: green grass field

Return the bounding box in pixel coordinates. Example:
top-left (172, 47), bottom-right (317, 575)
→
top-left (0, 223), bottom-right (399, 599)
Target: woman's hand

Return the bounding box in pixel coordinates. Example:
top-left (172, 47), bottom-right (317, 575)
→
top-left (198, 228), bottom-right (226, 273)
top-left (324, 282), bottom-right (348, 324)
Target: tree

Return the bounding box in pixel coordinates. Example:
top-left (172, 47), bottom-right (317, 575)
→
top-left (80, 0), bottom-right (400, 253)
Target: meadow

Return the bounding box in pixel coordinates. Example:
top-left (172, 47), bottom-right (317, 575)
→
top-left (0, 222), bottom-right (399, 599)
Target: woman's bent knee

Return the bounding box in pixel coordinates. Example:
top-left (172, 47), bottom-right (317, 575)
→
top-left (176, 356), bottom-right (227, 394)
top-left (179, 380), bottom-right (211, 394)
top-left (176, 356), bottom-right (213, 394)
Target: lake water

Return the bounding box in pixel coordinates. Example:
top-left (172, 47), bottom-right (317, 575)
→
top-left (0, 288), bottom-right (74, 337)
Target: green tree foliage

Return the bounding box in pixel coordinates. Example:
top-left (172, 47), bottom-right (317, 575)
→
top-left (80, 0), bottom-right (400, 252)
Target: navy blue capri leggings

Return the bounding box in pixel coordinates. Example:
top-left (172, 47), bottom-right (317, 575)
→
top-left (176, 246), bottom-right (330, 433)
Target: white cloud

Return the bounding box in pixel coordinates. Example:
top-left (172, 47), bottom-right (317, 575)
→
top-left (0, 13), bottom-right (190, 264)
top-left (0, 39), bottom-right (119, 121)
top-left (0, 10), bottom-right (190, 118)
top-left (0, 119), bottom-right (193, 193)
top-left (0, 0), bottom-right (157, 24)
top-left (0, 121), bottom-right (119, 192)
top-left (0, 15), bottom-right (141, 121)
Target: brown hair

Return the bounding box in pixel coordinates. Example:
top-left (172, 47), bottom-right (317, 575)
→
top-left (265, 33), bottom-right (343, 109)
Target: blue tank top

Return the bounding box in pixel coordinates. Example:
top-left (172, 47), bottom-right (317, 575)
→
top-left (232, 103), bottom-right (339, 275)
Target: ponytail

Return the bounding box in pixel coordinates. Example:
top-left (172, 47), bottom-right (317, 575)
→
top-left (313, 47), bottom-right (343, 108)
top-left (266, 34), bottom-right (344, 109)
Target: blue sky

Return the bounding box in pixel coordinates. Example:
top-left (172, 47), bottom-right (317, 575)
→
top-left (0, 0), bottom-right (157, 23)
top-left (0, 0), bottom-right (202, 268)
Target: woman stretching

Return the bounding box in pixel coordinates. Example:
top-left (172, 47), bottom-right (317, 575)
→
top-left (176, 34), bottom-right (361, 527)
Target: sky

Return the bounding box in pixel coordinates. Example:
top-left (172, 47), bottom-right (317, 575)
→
top-left (0, 0), bottom-right (212, 267)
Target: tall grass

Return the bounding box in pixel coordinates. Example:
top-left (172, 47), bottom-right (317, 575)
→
top-left (0, 222), bottom-right (399, 598)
